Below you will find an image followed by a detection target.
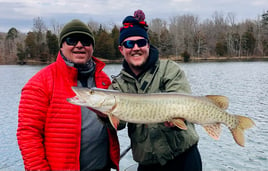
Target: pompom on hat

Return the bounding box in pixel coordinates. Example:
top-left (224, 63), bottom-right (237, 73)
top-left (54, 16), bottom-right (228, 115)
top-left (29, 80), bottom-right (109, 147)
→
top-left (119, 10), bottom-right (149, 44)
top-left (59, 19), bottom-right (95, 47)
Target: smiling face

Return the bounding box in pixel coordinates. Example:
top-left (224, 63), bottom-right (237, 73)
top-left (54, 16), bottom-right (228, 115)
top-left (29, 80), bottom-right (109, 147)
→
top-left (119, 36), bottom-right (150, 75)
top-left (60, 34), bottom-right (94, 64)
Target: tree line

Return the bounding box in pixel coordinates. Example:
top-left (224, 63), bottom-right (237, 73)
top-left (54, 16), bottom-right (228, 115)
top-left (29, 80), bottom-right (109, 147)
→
top-left (0, 10), bottom-right (268, 64)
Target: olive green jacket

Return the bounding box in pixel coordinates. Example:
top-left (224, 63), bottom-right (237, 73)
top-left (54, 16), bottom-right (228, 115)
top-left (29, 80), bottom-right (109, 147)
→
top-left (110, 47), bottom-right (199, 165)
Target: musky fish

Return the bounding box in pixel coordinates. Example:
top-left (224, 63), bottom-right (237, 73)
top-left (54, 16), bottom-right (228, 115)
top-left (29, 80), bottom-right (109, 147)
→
top-left (67, 87), bottom-right (255, 147)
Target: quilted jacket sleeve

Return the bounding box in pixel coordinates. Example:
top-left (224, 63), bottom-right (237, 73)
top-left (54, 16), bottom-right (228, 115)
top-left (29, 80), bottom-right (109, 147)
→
top-left (17, 70), bottom-right (51, 170)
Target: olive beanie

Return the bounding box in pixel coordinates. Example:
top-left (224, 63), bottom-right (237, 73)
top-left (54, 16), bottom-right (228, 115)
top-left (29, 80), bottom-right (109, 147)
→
top-left (59, 19), bottom-right (95, 47)
top-left (119, 10), bottom-right (149, 44)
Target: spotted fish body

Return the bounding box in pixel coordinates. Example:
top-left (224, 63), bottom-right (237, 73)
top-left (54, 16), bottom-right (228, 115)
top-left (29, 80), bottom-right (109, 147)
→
top-left (67, 87), bottom-right (255, 147)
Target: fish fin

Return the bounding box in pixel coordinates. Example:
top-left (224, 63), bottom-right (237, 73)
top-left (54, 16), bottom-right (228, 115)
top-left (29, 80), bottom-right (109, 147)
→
top-left (203, 123), bottom-right (221, 140)
top-left (230, 115), bottom-right (255, 147)
top-left (108, 115), bottom-right (120, 130)
top-left (172, 118), bottom-right (187, 130)
top-left (205, 95), bottom-right (229, 109)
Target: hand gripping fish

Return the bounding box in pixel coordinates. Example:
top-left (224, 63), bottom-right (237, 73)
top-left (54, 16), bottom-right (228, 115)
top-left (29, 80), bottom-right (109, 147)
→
top-left (67, 87), bottom-right (255, 147)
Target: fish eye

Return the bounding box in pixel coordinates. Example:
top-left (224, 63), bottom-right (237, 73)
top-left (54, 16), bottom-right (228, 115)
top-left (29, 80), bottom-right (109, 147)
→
top-left (88, 90), bottom-right (94, 95)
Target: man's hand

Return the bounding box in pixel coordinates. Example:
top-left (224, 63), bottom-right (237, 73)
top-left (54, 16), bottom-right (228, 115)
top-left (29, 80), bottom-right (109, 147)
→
top-left (164, 121), bottom-right (175, 127)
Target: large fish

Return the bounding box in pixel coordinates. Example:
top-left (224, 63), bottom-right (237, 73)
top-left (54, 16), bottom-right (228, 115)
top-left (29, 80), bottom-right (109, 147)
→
top-left (67, 87), bottom-right (255, 147)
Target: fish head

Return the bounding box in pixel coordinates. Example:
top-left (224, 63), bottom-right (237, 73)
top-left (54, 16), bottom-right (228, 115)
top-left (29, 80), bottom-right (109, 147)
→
top-left (67, 87), bottom-right (116, 113)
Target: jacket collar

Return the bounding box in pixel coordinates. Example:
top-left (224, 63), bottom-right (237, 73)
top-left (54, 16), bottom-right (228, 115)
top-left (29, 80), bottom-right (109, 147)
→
top-left (55, 52), bottom-right (107, 85)
top-left (56, 51), bottom-right (106, 74)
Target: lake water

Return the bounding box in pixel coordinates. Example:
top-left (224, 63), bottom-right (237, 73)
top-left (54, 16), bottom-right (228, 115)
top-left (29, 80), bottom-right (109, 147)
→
top-left (0, 62), bottom-right (267, 171)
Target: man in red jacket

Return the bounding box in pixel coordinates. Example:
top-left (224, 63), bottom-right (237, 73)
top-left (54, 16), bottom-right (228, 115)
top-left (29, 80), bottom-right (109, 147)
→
top-left (17, 19), bottom-right (119, 171)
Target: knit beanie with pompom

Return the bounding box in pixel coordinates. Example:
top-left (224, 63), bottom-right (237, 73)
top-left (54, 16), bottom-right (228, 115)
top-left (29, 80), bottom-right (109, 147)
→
top-left (119, 10), bottom-right (149, 44)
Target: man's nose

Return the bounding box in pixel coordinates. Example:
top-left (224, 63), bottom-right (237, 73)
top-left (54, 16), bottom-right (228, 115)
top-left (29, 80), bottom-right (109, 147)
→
top-left (132, 43), bottom-right (140, 49)
top-left (75, 41), bottom-right (83, 47)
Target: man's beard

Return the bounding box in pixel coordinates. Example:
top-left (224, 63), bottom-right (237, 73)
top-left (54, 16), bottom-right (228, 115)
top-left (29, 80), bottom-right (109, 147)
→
top-left (129, 60), bottom-right (146, 71)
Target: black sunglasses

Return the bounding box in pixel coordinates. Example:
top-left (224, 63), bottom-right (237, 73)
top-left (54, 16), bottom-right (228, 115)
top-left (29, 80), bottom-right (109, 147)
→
top-left (65, 37), bottom-right (92, 46)
top-left (122, 39), bottom-right (148, 49)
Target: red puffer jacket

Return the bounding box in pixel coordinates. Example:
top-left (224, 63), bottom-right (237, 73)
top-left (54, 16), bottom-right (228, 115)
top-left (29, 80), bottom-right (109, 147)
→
top-left (17, 52), bottom-right (120, 170)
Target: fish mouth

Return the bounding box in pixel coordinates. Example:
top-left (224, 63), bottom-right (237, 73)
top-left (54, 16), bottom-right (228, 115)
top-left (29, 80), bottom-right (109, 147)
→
top-left (67, 96), bottom-right (87, 106)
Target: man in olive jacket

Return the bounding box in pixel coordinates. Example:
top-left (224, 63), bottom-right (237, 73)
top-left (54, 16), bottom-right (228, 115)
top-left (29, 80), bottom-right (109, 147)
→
top-left (110, 10), bottom-right (202, 171)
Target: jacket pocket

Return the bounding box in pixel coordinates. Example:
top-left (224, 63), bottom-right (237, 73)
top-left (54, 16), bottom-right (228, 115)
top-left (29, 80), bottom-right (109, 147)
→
top-left (128, 123), bottom-right (148, 143)
top-left (160, 125), bottom-right (183, 153)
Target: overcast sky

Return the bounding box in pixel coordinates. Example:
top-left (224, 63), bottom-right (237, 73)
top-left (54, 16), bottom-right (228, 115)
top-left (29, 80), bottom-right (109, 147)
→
top-left (0, 0), bottom-right (267, 33)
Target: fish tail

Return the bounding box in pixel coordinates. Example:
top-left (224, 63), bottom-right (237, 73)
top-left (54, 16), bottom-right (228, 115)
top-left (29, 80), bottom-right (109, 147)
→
top-left (230, 115), bottom-right (255, 147)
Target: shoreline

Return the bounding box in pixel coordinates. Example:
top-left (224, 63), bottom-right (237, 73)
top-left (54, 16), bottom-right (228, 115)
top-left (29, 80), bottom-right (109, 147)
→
top-left (1, 56), bottom-right (268, 65)
top-left (100, 56), bottom-right (268, 64)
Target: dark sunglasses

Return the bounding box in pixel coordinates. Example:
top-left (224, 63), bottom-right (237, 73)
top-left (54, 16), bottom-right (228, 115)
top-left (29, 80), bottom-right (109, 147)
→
top-left (65, 37), bottom-right (92, 46)
top-left (122, 39), bottom-right (148, 49)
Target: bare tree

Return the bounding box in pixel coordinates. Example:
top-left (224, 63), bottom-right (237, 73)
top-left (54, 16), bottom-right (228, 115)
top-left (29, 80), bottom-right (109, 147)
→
top-left (33, 17), bottom-right (47, 33)
top-left (4, 27), bottom-right (18, 63)
top-left (88, 20), bottom-right (104, 33)
top-left (50, 19), bottom-right (62, 35)
top-left (225, 12), bottom-right (237, 56)
top-left (32, 17), bottom-right (47, 61)
top-left (149, 18), bottom-right (167, 41)
top-left (169, 14), bottom-right (199, 57)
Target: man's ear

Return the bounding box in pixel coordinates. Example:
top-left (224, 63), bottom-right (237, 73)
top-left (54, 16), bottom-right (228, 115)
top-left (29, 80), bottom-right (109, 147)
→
top-left (118, 46), bottom-right (124, 55)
